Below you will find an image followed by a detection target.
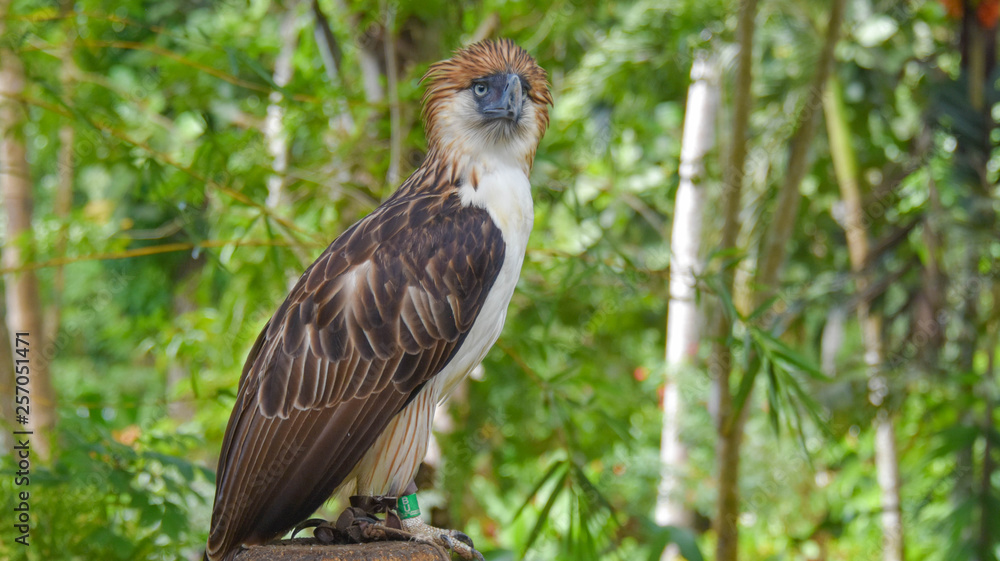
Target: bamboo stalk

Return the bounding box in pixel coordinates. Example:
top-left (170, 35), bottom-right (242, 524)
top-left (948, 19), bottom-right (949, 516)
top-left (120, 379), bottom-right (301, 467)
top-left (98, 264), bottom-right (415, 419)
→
top-left (714, 2), bottom-right (846, 560)
top-left (656, 52), bottom-right (719, 558)
top-left (708, 1), bottom-right (758, 558)
top-left (825, 74), bottom-right (904, 561)
top-left (383, 1), bottom-right (402, 186)
top-left (1, 0), bottom-right (58, 460)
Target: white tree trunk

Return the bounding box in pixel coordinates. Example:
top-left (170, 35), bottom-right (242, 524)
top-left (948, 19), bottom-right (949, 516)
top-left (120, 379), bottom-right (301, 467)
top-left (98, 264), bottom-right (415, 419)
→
top-left (0, 299), bottom-right (15, 450)
top-left (382, 1), bottom-right (402, 185)
top-left (874, 412), bottom-right (904, 561)
top-left (265, 1), bottom-right (303, 209)
top-left (656, 53), bottom-right (718, 558)
top-left (1, 15), bottom-right (57, 460)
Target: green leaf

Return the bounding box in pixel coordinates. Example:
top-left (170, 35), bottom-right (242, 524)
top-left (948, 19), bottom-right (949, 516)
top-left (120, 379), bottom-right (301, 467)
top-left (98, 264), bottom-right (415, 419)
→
top-left (523, 467), bottom-right (570, 555)
top-left (645, 525), bottom-right (705, 561)
top-left (571, 463), bottom-right (615, 517)
top-left (752, 328), bottom-right (828, 381)
top-left (731, 361), bottom-right (761, 427)
top-left (512, 459), bottom-right (568, 523)
top-left (927, 425), bottom-right (979, 460)
top-left (667, 526), bottom-right (705, 561)
top-left (764, 358), bottom-right (781, 436)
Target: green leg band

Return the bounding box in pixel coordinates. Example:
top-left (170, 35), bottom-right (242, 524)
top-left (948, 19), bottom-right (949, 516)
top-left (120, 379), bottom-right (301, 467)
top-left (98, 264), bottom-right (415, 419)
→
top-left (397, 493), bottom-right (421, 520)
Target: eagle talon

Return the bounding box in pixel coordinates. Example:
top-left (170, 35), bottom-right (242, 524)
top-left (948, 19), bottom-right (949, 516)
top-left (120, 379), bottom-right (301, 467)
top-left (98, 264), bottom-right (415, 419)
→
top-left (453, 531), bottom-right (475, 549)
top-left (290, 518), bottom-right (327, 539)
top-left (289, 517), bottom-right (348, 544)
top-left (313, 521), bottom-right (339, 544)
top-left (332, 502), bottom-right (414, 544)
top-left (401, 518), bottom-right (484, 561)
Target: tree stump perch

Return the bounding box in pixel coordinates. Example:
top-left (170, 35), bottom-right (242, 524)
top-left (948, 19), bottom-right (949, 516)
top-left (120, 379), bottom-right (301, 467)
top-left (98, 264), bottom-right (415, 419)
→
top-left (232, 539), bottom-right (451, 561)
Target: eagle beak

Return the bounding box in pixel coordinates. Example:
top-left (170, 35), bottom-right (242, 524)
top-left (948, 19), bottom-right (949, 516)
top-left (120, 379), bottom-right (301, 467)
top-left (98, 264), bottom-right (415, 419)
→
top-left (483, 74), bottom-right (522, 122)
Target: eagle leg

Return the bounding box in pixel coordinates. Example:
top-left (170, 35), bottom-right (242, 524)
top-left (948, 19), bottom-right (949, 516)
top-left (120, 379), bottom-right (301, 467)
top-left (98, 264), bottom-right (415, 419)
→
top-left (342, 494), bottom-right (484, 561)
top-left (399, 516), bottom-right (485, 561)
top-left (336, 503), bottom-right (411, 543)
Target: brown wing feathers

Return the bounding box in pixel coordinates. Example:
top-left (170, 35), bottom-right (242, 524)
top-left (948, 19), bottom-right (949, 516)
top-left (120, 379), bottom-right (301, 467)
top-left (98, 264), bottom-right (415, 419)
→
top-left (207, 191), bottom-right (505, 560)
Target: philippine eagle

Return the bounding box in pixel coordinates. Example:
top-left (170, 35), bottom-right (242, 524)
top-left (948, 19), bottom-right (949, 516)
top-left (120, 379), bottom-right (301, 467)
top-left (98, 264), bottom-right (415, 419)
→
top-left (206, 39), bottom-right (551, 561)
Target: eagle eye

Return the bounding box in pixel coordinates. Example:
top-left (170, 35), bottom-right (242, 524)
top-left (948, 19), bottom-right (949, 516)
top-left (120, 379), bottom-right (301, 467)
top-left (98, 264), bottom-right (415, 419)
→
top-left (473, 83), bottom-right (489, 97)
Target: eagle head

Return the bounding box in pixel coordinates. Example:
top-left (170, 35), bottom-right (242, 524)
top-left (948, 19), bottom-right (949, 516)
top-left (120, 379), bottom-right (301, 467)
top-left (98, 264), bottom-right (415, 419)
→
top-left (421, 39), bottom-right (552, 167)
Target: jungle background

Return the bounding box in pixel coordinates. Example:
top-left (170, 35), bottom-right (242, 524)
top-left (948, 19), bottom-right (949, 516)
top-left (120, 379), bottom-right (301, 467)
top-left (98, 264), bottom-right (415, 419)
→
top-left (1, 0), bottom-right (998, 560)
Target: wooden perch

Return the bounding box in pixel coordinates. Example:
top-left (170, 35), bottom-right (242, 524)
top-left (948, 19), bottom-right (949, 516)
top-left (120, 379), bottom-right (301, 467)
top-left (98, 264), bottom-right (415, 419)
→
top-left (232, 539), bottom-right (450, 561)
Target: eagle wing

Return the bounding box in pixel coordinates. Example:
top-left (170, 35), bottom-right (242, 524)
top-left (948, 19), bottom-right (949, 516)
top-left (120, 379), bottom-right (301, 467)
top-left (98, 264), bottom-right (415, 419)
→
top-left (207, 191), bottom-right (505, 558)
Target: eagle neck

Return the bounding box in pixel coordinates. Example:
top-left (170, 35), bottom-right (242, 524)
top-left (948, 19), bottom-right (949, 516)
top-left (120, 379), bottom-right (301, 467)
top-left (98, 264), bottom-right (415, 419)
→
top-left (435, 144), bottom-right (532, 187)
